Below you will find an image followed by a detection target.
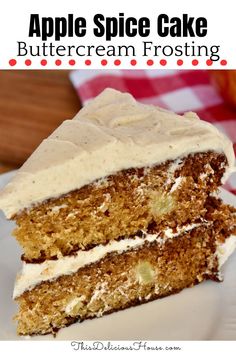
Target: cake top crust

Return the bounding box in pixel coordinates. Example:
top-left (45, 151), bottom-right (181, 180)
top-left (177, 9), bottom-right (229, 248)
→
top-left (0, 88), bottom-right (234, 218)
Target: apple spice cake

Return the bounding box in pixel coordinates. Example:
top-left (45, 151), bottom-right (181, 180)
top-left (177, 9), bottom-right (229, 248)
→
top-left (0, 88), bottom-right (236, 336)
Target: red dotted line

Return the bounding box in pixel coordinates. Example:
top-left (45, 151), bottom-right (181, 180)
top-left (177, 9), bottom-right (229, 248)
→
top-left (101, 59), bottom-right (107, 66)
top-left (114, 59), bottom-right (121, 66)
top-left (41, 59), bottom-right (47, 66)
top-left (55, 59), bottom-right (61, 66)
top-left (8, 58), bottom-right (228, 67)
top-left (220, 59), bottom-right (227, 66)
top-left (9, 59), bottom-right (17, 66)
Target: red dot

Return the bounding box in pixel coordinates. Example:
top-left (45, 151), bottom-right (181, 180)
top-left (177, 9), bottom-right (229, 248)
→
top-left (192, 59), bottom-right (198, 66)
top-left (55, 59), bottom-right (61, 66)
top-left (220, 59), bottom-right (227, 66)
top-left (177, 59), bottom-right (183, 66)
top-left (130, 59), bottom-right (137, 66)
top-left (160, 59), bottom-right (167, 66)
top-left (9, 59), bottom-right (16, 66)
top-left (206, 59), bottom-right (213, 66)
top-left (101, 59), bottom-right (107, 66)
top-left (69, 59), bottom-right (75, 66)
top-left (25, 59), bottom-right (31, 66)
top-left (114, 59), bottom-right (121, 66)
top-left (147, 59), bottom-right (154, 66)
top-left (85, 59), bottom-right (91, 66)
top-left (41, 59), bottom-right (47, 66)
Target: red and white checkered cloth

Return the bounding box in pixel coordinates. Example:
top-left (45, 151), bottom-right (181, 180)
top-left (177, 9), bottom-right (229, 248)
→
top-left (70, 70), bottom-right (236, 195)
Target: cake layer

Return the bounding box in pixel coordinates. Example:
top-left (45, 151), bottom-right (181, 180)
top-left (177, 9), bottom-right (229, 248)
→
top-left (15, 219), bottom-right (236, 336)
top-left (13, 196), bottom-right (236, 299)
top-left (0, 89), bottom-right (234, 218)
top-left (14, 152), bottom-right (227, 262)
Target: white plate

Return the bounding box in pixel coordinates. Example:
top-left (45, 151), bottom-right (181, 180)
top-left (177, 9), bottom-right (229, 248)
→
top-left (0, 171), bottom-right (236, 340)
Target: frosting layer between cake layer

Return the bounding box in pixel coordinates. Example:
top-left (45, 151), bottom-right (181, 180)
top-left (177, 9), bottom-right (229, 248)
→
top-left (13, 223), bottom-right (236, 299)
top-left (13, 223), bottom-right (200, 298)
top-left (0, 88), bottom-right (235, 218)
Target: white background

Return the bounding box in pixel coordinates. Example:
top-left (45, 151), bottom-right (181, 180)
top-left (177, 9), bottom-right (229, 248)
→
top-left (0, 0), bottom-right (235, 69)
top-left (0, 0), bottom-right (236, 352)
top-left (1, 341), bottom-right (236, 353)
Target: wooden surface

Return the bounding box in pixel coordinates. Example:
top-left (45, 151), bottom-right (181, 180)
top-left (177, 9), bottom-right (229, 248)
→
top-left (0, 71), bottom-right (81, 169)
top-left (0, 163), bottom-right (13, 174)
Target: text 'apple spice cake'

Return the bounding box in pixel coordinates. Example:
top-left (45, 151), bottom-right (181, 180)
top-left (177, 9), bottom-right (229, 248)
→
top-left (0, 88), bottom-right (236, 336)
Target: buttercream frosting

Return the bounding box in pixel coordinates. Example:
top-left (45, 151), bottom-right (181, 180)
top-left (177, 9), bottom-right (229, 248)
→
top-left (216, 235), bottom-right (236, 268)
top-left (0, 88), bottom-right (235, 218)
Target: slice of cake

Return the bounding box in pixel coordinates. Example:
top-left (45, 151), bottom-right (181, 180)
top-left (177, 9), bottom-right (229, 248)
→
top-left (0, 88), bottom-right (236, 336)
